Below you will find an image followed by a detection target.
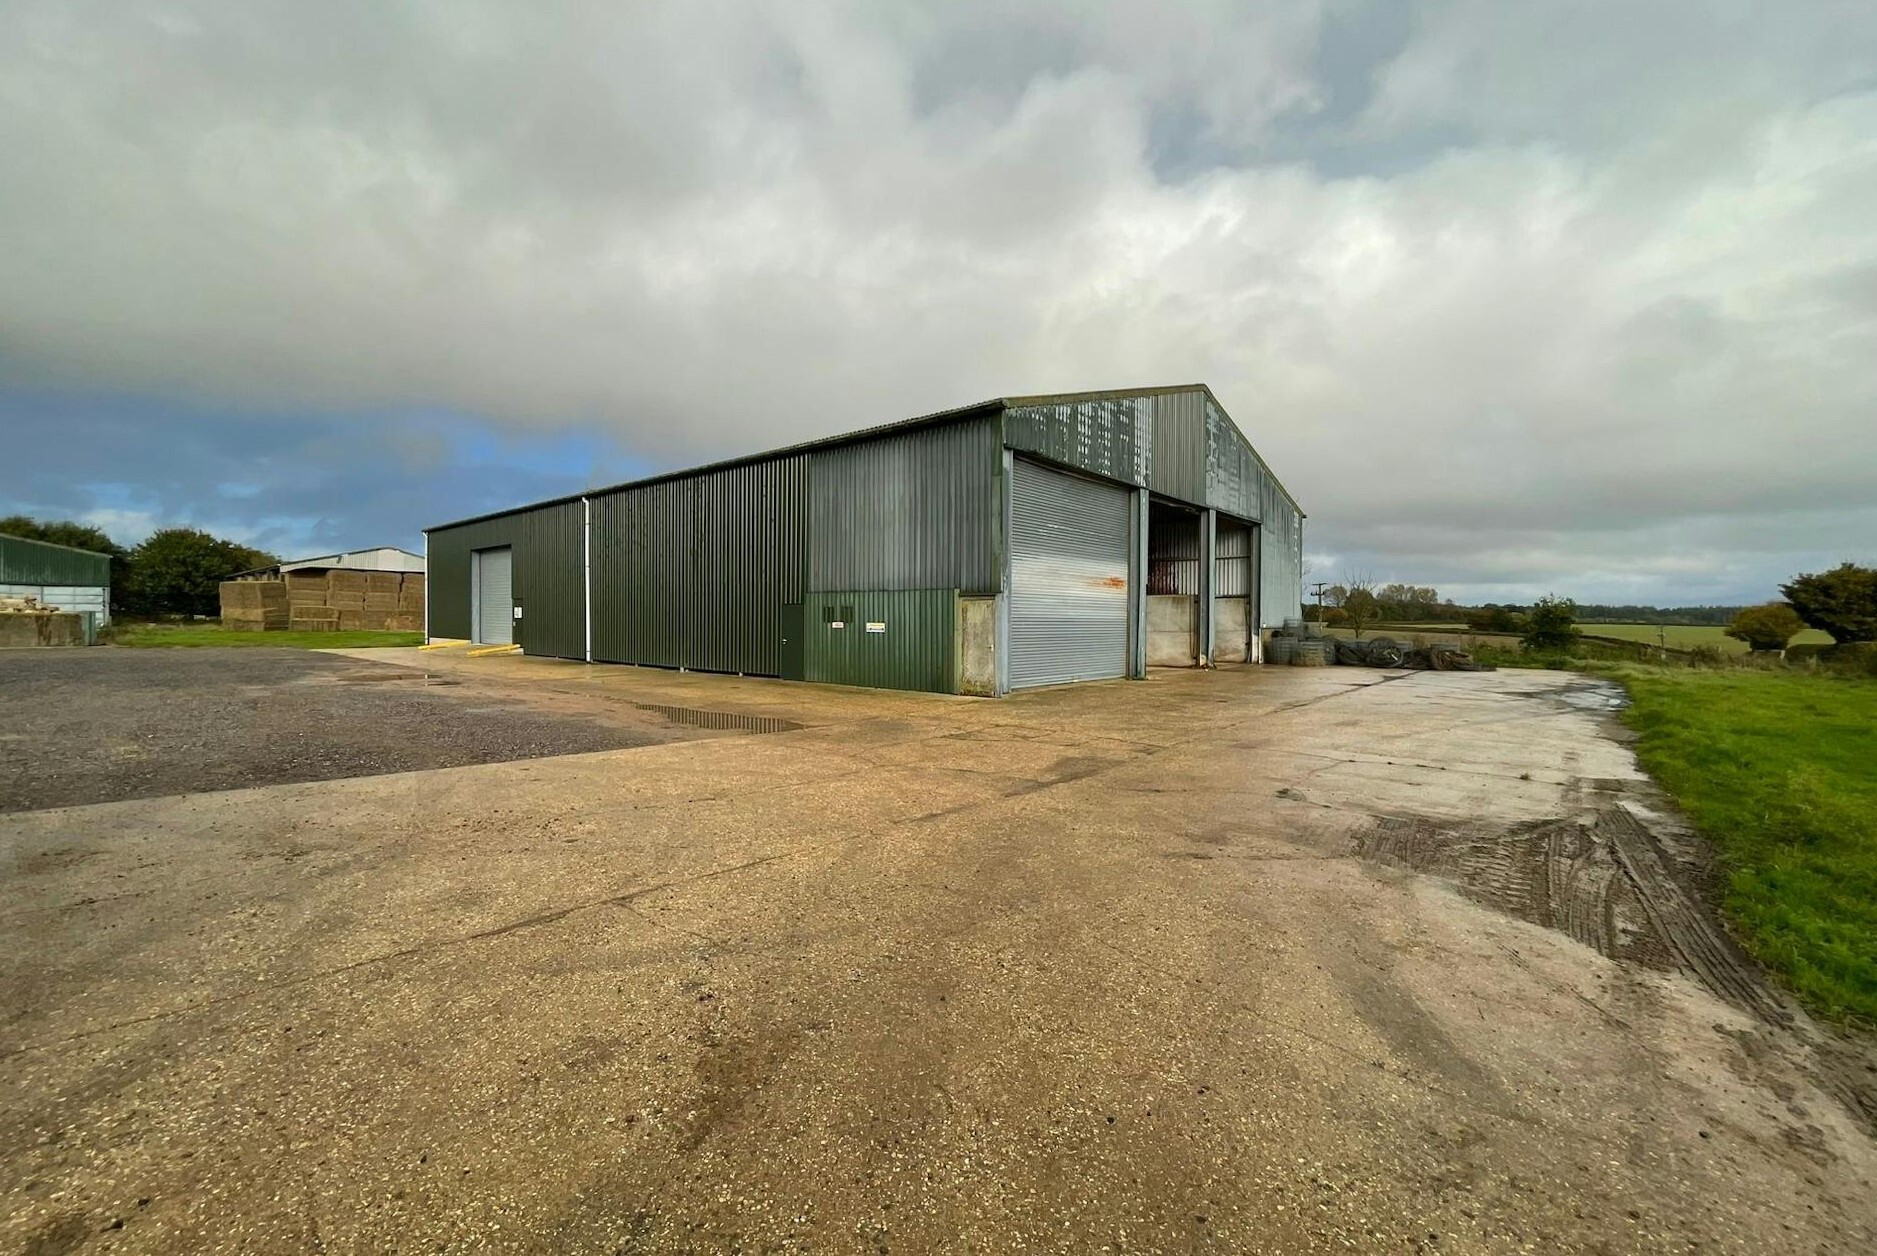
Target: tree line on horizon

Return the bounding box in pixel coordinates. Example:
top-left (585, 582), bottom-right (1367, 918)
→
top-left (1311, 566), bottom-right (1876, 654)
top-left (1, 515), bottom-right (277, 618)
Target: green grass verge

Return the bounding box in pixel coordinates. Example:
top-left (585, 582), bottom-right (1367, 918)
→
top-left (1615, 667), bottom-right (1877, 1023)
top-left (111, 624), bottom-right (423, 649)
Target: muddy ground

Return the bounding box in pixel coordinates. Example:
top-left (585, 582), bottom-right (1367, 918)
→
top-left (1, 649), bottom-right (1872, 1254)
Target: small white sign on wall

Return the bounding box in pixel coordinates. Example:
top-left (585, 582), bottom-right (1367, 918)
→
top-left (865, 621), bottom-right (886, 633)
top-left (513, 606), bottom-right (523, 619)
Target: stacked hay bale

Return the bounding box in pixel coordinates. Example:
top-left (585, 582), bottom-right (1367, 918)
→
top-left (387, 573), bottom-right (425, 631)
top-left (325, 571), bottom-right (369, 630)
top-left (220, 569), bottom-right (426, 632)
top-left (218, 580), bottom-right (288, 630)
top-left (285, 571), bottom-right (338, 631)
top-left (359, 572), bottom-right (402, 630)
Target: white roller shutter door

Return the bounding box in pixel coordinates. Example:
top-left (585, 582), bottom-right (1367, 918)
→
top-left (474, 547), bottom-right (513, 645)
top-left (1009, 459), bottom-right (1130, 689)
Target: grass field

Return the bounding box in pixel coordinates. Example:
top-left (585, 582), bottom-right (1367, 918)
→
top-left (1617, 667), bottom-right (1877, 1023)
top-left (111, 624), bottom-right (424, 649)
top-left (1583, 622), bottom-right (1833, 654)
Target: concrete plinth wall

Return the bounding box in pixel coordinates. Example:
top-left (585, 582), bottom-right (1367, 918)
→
top-left (957, 596), bottom-right (997, 696)
top-left (1214, 596), bottom-right (1250, 663)
top-left (0, 612), bottom-right (87, 647)
top-left (1148, 595), bottom-right (1197, 666)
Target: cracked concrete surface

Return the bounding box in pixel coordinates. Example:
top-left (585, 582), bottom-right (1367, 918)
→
top-left (2, 652), bottom-right (1873, 1254)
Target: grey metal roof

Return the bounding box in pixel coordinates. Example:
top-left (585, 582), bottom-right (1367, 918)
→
top-left (225, 546), bottom-right (426, 579)
top-left (425, 384), bottom-right (1302, 532)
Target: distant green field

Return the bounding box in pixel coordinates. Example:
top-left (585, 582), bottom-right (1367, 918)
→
top-left (112, 624), bottom-right (423, 649)
top-left (1583, 623), bottom-right (1833, 654)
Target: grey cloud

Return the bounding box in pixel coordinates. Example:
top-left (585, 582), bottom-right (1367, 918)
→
top-left (2, 0), bottom-right (1874, 602)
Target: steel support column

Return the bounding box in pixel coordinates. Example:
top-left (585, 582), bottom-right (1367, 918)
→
top-left (582, 496), bottom-right (592, 663)
top-left (1199, 507), bottom-right (1217, 666)
top-left (995, 447), bottom-right (1014, 696)
top-left (1127, 487), bottom-right (1148, 678)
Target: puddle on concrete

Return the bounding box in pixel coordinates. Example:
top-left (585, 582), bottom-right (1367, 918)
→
top-left (631, 703), bottom-right (802, 734)
top-left (1555, 681), bottom-right (1627, 712)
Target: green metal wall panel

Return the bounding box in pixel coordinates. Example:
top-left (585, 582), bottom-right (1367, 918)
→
top-left (803, 589), bottom-right (957, 693)
top-left (809, 416), bottom-right (1001, 595)
top-left (0, 534), bottom-right (111, 586)
top-left (589, 455), bottom-right (808, 674)
top-left (424, 501), bottom-right (585, 657)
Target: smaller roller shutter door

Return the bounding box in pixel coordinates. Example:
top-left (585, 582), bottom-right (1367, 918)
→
top-left (474, 547), bottom-right (513, 645)
top-left (1008, 459), bottom-right (1130, 688)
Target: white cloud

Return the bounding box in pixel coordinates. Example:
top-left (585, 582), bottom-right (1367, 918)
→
top-left (1, 0), bottom-right (1873, 602)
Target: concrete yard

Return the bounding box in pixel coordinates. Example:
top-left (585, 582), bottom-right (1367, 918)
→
top-left (1, 650), bottom-right (1873, 1253)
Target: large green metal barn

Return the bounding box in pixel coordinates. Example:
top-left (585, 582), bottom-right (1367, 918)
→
top-left (425, 384), bottom-right (1304, 695)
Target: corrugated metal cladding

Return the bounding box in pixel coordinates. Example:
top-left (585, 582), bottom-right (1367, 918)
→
top-left (1215, 517), bottom-right (1254, 599)
top-left (0, 534), bottom-right (111, 587)
top-left (803, 590), bottom-right (956, 692)
top-left (809, 416), bottom-right (999, 595)
top-left (1003, 388), bottom-right (1290, 522)
top-left (0, 583), bottom-right (109, 622)
top-left (1004, 396), bottom-right (1152, 487)
top-left (426, 502), bottom-right (585, 656)
top-left (589, 455), bottom-right (808, 675)
top-left (1003, 388), bottom-right (1303, 628)
top-left (1260, 495), bottom-right (1304, 626)
top-left (1204, 398), bottom-right (1260, 521)
top-left (1149, 390), bottom-right (1209, 502)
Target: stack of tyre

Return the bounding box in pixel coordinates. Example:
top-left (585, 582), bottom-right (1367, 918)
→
top-left (1266, 617), bottom-right (1329, 666)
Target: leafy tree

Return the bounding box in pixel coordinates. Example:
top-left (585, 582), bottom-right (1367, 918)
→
top-left (0, 515), bottom-right (131, 604)
top-left (119, 528), bottom-right (277, 617)
top-left (1342, 587), bottom-right (1380, 638)
top-left (1466, 604), bottom-right (1529, 634)
top-left (1724, 603), bottom-right (1807, 653)
top-left (1522, 594), bottom-right (1579, 652)
top-left (1376, 584), bottom-right (1443, 620)
top-left (0, 514), bottom-right (120, 556)
top-left (1780, 563), bottom-right (1877, 644)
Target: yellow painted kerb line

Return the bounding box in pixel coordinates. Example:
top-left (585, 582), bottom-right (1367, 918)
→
top-left (418, 639), bottom-right (470, 651)
top-left (465, 643), bottom-right (522, 658)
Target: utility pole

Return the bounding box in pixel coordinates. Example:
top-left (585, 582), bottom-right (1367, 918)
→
top-left (1309, 581), bottom-right (1330, 623)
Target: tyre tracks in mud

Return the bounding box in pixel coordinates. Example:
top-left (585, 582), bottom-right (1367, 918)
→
top-left (1351, 804), bottom-right (1781, 1023)
top-left (1350, 801), bottom-right (1877, 1131)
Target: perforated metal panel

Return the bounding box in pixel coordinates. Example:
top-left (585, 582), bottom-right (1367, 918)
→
top-left (1009, 459), bottom-right (1129, 689)
top-left (474, 547), bottom-right (513, 645)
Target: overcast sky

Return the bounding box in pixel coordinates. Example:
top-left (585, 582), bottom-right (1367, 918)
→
top-left (4, 1), bottom-right (1873, 604)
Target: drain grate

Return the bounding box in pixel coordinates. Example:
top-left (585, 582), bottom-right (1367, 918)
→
top-left (632, 703), bottom-right (801, 734)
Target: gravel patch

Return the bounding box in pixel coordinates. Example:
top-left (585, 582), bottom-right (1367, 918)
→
top-left (0, 648), bottom-right (690, 812)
